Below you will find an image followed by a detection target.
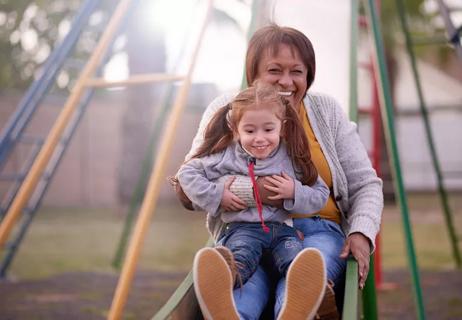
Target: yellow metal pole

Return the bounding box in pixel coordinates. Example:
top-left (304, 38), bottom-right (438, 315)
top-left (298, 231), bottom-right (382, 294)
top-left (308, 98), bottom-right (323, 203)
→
top-left (107, 1), bottom-right (213, 319)
top-left (0, 0), bottom-right (134, 247)
top-left (85, 73), bottom-right (185, 88)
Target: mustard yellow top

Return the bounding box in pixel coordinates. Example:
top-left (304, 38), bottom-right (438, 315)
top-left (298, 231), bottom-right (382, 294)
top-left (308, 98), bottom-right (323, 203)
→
top-left (289, 102), bottom-right (341, 224)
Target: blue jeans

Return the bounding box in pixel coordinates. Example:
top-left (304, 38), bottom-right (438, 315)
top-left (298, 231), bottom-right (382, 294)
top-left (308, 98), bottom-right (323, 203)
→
top-left (218, 222), bottom-right (303, 285)
top-left (231, 217), bottom-right (346, 319)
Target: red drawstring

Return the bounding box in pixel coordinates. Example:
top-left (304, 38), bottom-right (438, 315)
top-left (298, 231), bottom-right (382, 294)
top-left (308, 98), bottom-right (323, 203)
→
top-left (247, 159), bottom-right (270, 233)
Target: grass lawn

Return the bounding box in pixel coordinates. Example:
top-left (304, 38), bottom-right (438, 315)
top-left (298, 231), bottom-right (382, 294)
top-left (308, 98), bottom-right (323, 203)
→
top-left (3, 192), bottom-right (462, 279)
top-left (6, 202), bottom-right (210, 279)
top-left (381, 192), bottom-right (462, 270)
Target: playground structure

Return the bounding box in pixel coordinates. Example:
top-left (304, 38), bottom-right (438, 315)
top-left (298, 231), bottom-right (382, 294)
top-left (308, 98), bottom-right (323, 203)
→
top-left (0, 0), bottom-right (461, 319)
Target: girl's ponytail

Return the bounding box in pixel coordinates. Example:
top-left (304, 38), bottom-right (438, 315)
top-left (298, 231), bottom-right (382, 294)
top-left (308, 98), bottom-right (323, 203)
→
top-left (191, 104), bottom-right (234, 159)
top-left (282, 100), bottom-right (318, 185)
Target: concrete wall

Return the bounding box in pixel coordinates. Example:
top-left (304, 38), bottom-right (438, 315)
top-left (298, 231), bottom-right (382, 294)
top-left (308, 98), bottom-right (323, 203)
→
top-left (0, 83), bottom-right (218, 208)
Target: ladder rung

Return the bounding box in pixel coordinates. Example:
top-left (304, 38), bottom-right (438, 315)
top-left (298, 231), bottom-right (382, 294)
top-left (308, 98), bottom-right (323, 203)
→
top-left (85, 73), bottom-right (185, 88)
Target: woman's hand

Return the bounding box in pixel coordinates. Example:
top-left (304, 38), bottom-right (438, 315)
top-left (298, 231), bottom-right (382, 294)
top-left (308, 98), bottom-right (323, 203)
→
top-left (262, 172), bottom-right (295, 200)
top-left (220, 176), bottom-right (247, 212)
top-left (340, 232), bottom-right (371, 289)
top-left (256, 176), bottom-right (283, 208)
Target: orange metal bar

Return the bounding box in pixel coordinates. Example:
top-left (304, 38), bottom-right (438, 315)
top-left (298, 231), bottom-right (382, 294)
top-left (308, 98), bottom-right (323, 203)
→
top-left (85, 73), bottom-right (185, 88)
top-left (106, 1), bottom-right (213, 319)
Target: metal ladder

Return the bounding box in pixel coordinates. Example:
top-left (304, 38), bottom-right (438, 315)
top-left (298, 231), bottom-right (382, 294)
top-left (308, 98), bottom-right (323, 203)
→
top-left (0, 0), bottom-right (181, 273)
top-left (0, 0), bottom-right (105, 277)
top-left (0, 0), bottom-right (213, 319)
top-left (396, 0), bottom-right (461, 271)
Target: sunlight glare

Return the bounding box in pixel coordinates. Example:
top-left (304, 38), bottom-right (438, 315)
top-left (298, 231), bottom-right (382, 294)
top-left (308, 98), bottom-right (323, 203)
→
top-left (144, 0), bottom-right (199, 73)
top-left (103, 52), bottom-right (129, 88)
top-left (146, 0), bottom-right (196, 32)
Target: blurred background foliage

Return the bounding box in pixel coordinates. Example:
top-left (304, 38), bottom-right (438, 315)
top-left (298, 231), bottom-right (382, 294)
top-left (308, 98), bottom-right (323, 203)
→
top-left (380, 0), bottom-right (461, 81)
top-left (0, 0), bottom-right (460, 89)
top-left (0, 0), bottom-right (83, 89)
top-left (0, 0), bottom-right (247, 90)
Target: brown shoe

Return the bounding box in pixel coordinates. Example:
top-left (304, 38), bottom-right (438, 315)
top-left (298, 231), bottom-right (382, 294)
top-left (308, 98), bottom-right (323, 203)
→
top-left (193, 247), bottom-right (240, 320)
top-left (277, 248), bottom-right (327, 320)
top-left (316, 281), bottom-right (339, 319)
top-left (214, 246), bottom-right (237, 282)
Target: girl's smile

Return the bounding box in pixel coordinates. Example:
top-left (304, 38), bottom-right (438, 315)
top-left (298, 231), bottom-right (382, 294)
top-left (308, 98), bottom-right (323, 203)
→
top-left (236, 107), bottom-right (282, 160)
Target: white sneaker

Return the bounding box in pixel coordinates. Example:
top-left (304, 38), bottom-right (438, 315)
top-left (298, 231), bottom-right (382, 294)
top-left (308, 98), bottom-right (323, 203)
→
top-left (193, 247), bottom-right (240, 320)
top-left (277, 248), bottom-right (327, 320)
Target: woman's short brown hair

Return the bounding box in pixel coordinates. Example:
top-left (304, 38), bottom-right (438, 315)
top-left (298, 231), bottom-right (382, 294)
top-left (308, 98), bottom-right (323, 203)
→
top-left (245, 24), bottom-right (316, 90)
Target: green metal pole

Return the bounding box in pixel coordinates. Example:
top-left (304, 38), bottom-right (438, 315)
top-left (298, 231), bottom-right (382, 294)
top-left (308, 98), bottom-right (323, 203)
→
top-left (395, 0), bottom-right (461, 269)
top-left (111, 90), bottom-right (173, 269)
top-left (364, 0), bottom-right (426, 319)
top-left (362, 255), bottom-right (378, 319)
top-left (342, 258), bottom-right (359, 319)
top-left (348, 2), bottom-right (379, 318)
top-left (112, 0), bottom-right (201, 269)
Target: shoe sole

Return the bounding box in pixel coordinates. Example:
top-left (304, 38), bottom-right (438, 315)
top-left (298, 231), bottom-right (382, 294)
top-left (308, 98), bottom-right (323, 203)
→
top-left (193, 247), bottom-right (240, 320)
top-left (277, 248), bottom-right (327, 320)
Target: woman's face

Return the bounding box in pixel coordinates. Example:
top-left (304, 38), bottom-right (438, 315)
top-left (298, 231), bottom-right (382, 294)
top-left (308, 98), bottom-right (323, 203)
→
top-left (256, 44), bottom-right (308, 109)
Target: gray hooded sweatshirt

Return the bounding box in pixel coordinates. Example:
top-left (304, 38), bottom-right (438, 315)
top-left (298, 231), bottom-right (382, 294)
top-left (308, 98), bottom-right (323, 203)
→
top-left (183, 92), bottom-right (383, 250)
top-left (178, 142), bottom-right (329, 224)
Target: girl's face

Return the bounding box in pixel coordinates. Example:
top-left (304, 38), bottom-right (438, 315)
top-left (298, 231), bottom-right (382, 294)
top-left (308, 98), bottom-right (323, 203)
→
top-left (236, 107), bottom-right (282, 160)
top-left (257, 44), bottom-right (308, 110)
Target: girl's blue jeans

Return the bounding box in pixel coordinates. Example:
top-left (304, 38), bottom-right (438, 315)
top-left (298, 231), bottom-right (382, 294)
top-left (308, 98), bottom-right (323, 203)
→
top-left (231, 216), bottom-right (347, 320)
top-left (218, 222), bottom-right (303, 285)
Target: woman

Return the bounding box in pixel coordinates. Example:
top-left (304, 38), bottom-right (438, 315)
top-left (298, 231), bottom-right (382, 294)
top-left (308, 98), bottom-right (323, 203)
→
top-left (181, 24), bottom-right (383, 319)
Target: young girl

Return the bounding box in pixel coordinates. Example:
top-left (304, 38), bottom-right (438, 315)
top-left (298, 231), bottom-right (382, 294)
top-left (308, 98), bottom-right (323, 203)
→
top-left (178, 81), bottom-right (329, 293)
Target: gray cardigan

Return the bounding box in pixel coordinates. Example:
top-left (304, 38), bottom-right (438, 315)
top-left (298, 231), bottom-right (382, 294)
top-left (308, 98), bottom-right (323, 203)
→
top-left (185, 91), bottom-right (383, 249)
top-left (178, 142), bottom-right (329, 224)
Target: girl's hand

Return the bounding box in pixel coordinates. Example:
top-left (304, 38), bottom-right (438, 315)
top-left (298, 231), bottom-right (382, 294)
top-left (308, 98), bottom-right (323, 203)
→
top-left (220, 177), bottom-right (247, 212)
top-left (263, 172), bottom-right (295, 200)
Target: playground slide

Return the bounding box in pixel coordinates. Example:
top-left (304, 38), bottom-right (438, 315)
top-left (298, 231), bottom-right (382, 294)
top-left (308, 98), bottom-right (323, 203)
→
top-left (152, 1), bottom-right (355, 319)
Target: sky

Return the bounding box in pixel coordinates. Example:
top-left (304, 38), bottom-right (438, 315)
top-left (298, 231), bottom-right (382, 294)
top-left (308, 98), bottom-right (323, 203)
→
top-left (103, 0), bottom-right (250, 92)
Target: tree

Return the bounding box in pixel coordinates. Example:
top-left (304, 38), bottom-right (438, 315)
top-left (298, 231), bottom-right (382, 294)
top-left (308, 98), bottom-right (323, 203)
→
top-left (0, 0), bottom-right (84, 89)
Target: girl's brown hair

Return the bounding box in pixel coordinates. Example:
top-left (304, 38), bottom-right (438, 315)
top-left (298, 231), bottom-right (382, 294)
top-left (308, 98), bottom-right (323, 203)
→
top-left (192, 81), bottom-right (318, 186)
